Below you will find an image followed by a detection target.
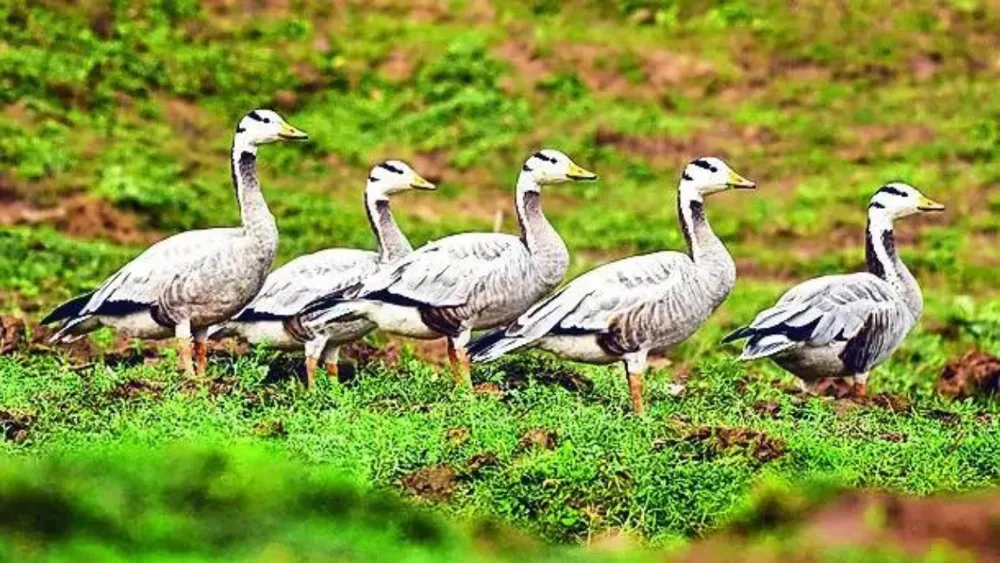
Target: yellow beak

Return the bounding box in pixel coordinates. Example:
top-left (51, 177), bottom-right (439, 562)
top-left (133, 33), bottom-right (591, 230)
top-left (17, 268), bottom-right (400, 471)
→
top-left (278, 123), bottom-right (309, 141)
top-left (410, 174), bottom-right (436, 190)
top-left (727, 170), bottom-right (756, 189)
top-left (917, 194), bottom-right (945, 212)
top-left (566, 163), bottom-right (598, 181)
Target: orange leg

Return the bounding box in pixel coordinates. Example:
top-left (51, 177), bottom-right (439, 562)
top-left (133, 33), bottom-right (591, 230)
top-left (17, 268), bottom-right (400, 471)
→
top-left (627, 373), bottom-right (645, 415)
top-left (852, 372), bottom-right (870, 398)
top-left (624, 351), bottom-right (648, 415)
top-left (176, 320), bottom-right (194, 377)
top-left (325, 361), bottom-right (339, 381)
top-left (305, 356), bottom-right (318, 389)
top-left (447, 337), bottom-right (471, 386)
top-left (194, 339), bottom-right (208, 377)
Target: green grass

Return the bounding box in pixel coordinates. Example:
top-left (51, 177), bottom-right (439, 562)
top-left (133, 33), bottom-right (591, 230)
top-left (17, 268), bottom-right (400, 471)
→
top-left (2, 0), bottom-right (1000, 559)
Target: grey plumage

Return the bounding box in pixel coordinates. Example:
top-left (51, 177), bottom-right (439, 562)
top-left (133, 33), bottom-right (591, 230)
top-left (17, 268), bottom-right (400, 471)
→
top-left (211, 160), bottom-right (436, 385)
top-left (328, 149), bottom-right (598, 383)
top-left (469, 157), bottom-right (757, 413)
top-left (724, 181), bottom-right (944, 393)
top-left (42, 109), bottom-right (307, 375)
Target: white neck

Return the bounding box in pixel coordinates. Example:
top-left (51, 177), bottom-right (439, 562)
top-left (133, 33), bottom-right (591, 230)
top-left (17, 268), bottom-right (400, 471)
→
top-left (513, 170), bottom-right (568, 285)
top-left (678, 181), bottom-right (705, 257)
top-left (866, 209), bottom-right (896, 277)
top-left (229, 134), bottom-right (275, 241)
top-left (364, 184), bottom-right (411, 262)
top-left (515, 171), bottom-right (541, 242)
top-left (866, 208), bottom-right (922, 318)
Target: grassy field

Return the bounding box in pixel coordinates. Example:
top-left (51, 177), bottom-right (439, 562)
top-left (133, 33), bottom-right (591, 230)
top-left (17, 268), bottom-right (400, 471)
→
top-left (2, 1), bottom-right (1000, 560)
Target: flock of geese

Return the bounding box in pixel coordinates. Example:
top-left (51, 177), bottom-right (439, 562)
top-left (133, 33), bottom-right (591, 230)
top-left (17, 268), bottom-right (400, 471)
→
top-left (41, 109), bottom-right (946, 413)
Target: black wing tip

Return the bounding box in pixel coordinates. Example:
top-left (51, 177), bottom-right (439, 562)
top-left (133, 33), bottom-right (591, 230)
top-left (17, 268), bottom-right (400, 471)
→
top-left (233, 309), bottom-right (287, 322)
top-left (467, 328), bottom-right (506, 360)
top-left (41, 292), bottom-right (94, 325)
top-left (721, 326), bottom-right (752, 344)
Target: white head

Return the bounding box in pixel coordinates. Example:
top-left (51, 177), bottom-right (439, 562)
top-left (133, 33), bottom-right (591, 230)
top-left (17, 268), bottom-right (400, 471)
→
top-left (679, 157), bottom-right (756, 197)
top-left (234, 109), bottom-right (308, 146)
top-left (520, 149), bottom-right (598, 186)
top-left (366, 160), bottom-right (436, 198)
top-left (868, 182), bottom-right (945, 219)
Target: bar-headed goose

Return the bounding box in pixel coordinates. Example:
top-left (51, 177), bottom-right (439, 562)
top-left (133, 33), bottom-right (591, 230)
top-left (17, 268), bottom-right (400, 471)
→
top-left (211, 161), bottom-right (435, 387)
top-left (41, 109), bottom-right (308, 376)
top-left (302, 150), bottom-right (597, 384)
top-left (469, 157), bottom-right (756, 414)
top-left (723, 182), bottom-right (944, 397)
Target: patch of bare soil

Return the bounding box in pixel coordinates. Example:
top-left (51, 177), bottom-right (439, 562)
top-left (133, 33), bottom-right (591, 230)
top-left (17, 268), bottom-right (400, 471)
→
top-left (463, 452), bottom-right (499, 476)
top-left (937, 349), bottom-right (1000, 399)
top-left (593, 123), bottom-right (779, 164)
top-left (692, 490), bottom-right (1000, 562)
top-left (752, 400), bottom-right (782, 418)
top-left (837, 123), bottom-right (935, 164)
top-left (110, 378), bottom-right (165, 401)
top-left (802, 492), bottom-right (1000, 560)
top-left (485, 357), bottom-right (594, 397)
top-left (0, 409), bottom-right (34, 443)
top-left (0, 189), bottom-right (157, 245)
top-left (341, 340), bottom-right (403, 368)
top-left (401, 465), bottom-right (458, 503)
top-left (0, 315), bottom-right (29, 354)
top-left (180, 376), bottom-right (236, 399)
top-left (378, 48), bottom-right (417, 83)
top-left (494, 40), bottom-right (714, 100)
top-left (517, 427), bottom-right (558, 452)
top-left (686, 426), bottom-right (787, 463)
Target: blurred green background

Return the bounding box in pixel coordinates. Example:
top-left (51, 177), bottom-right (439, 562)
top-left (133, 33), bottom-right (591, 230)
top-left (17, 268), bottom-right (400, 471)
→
top-left (1, 1), bottom-right (999, 561)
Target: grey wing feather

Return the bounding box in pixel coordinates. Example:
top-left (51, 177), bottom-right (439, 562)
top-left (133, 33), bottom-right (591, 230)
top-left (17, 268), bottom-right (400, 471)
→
top-left (360, 233), bottom-right (528, 307)
top-left (82, 228), bottom-right (238, 315)
top-left (243, 249), bottom-right (379, 317)
top-left (508, 252), bottom-right (696, 347)
top-left (736, 273), bottom-right (914, 361)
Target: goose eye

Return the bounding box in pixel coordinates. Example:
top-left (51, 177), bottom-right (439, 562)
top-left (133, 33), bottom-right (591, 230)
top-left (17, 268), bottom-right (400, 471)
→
top-left (263, 117), bottom-right (271, 124)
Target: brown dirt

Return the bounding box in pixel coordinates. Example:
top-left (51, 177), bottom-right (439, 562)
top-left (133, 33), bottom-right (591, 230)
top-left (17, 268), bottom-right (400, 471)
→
top-left (378, 48), bottom-right (417, 83)
top-left (0, 315), bottom-right (28, 354)
top-left (473, 382), bottom-right (504, 398)
top-left (837, 123), bottom-right (936, 164)
top-left (0, 409), bottom-right (34, 443)
top-left (400, 465), bottom-right (458, 503)
top-left (593, 123), bottom-right (779, 164)
top-left (752, 400), bottom-right (782, 418)
top-left (463, 452), bottom-right (499, 476)
top-left (494, 40), bottom-right (714, 100)
top-left (686, 426), bottom-right (787, 463)
top-left (110, 378), bottom-right (165, 401)
top-left (180, 376), bottom-right (236, 398)
top-left (0, 188), bottom-right (157, 245)
top-left (813, 377), bottom-right (856, 398)
top-left (937, 349), bottom-right (1000, 399)
top-left (162, 97), bottom-right (213, 138)
top-left (801, 492), bottom-right (1000, 560)
top-left (486, 358), bottom-right (594, 396)
top-left (925, 409), bottom-right (961, 426)
top-left (518, 427), bottom-right (558, 452)
top-left (341, 340), bottom-right (403, 367)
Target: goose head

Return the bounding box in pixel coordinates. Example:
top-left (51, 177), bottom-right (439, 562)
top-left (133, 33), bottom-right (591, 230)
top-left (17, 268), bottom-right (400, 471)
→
top-left (366, 160), bottom-right (436, 197)
top-left (680, 157), bottom-right (756, 197)
top-left (521, 149), bottom-right (598, 185)
top-left (235, 109), bottom-right (308, 145)
top-left (868, 182), bottom-right (945, 219)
